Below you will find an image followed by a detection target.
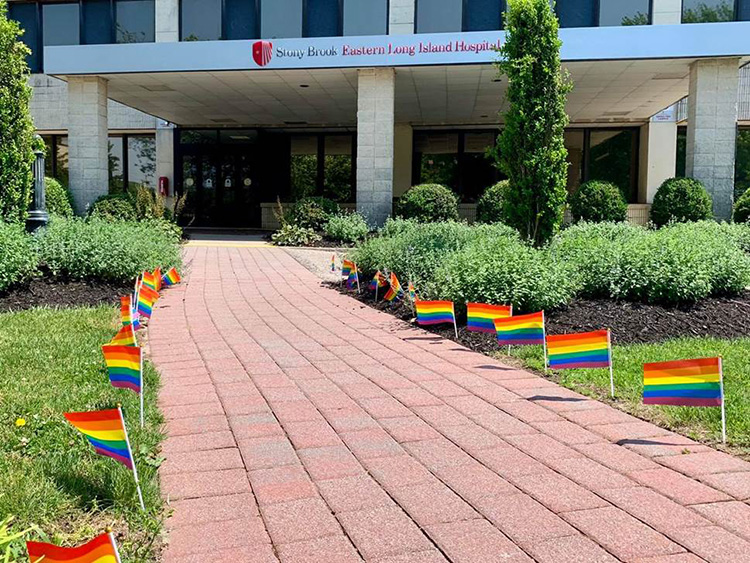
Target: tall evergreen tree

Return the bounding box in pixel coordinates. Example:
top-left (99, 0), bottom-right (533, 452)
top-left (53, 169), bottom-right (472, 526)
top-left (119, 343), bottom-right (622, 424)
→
top-left (0, 0), bottom-right (35, 223)
top-left (495, 0), bottom-right (571, 245)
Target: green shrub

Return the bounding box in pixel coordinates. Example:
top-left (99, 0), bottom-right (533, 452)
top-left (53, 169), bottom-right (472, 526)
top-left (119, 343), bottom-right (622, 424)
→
top-left (734, 188), bottom-right (750, 224)
top-left (286, 197), bottom-right (340, 230)
top-left (476, 181), bottom-right (509, 224)
top-left (131, 185), bottom-right (167, 220)
top-left (569, 180), bottom-right (627, 223)
top-left (36, 218), bottom-right (181, 282)
top-left (89, 195), bottom-right (138, 221)
top-left (324, 212), bottom-right (369, 243)
top-left (352, 220), bottom-right (519, 292)
top-left (44, 177), bottom-right (73, 218)
top-left (271, 224), bottom-right (322, 247)
top-left (437, 236), bottom-right (577, 313)
top-left (651, 177), bottom-right (713, 227)
top-left (396, 184), bottom-right (460, 223)
top-left (0, 222), bottom-right (38, 292)
top-left (719, 222), bottom-right (750, 254)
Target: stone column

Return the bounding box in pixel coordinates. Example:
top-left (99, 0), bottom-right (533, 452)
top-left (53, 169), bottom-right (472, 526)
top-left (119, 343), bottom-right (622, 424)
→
top-left (357, 68), bottom-right (395, 226)
top-left (156, 0), bottom-right (179, 42)
top-left (639, 120), bottom-right (678, 203)
top-left (651, 0), bottom-right (682, 24)
top-left (393, 124), bottom-right (413, 198)
top-left (156, 121), bottom-right (175, 206)
top-left (67, 76), bottom-right (109, 214)
top-left (686, 58), bottom-right (740, 220)
top-left (389, 0), bottom-right (415, 35)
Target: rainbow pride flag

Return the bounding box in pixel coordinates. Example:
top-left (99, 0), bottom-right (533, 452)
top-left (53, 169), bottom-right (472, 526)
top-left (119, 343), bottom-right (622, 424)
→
top-left (153, 268), bottom-right (162, 292)
top-left (137, 285), bottom-right (159, 319)
top-left (346, 266), bottom-right (360, 291)
top-left (141, 271), bottom-right (158, 292)
top-left (415, 300), bottom-right (456, 326)
top-left (342, 259), bottom-right (355, 278)
top-left (369, 271), bottom-right (387, 291)
top-left (331, 254), bottom-right (337, 273)
top-left (644, 357), bottom-right (724, 407)
top-left (64, 409), bottom-right (133, 469)
top-left (110, 325), bottom-right (137, 347)
top-left (547, 329), bottom-right (611, 370)
top-left (383, 272), bottom-right (404, 302)
top-left (102, 345), bottom-right (142, 393)
top-left (120, 296), bottom-right (140, 331)
top-left (494, 312), bottom-right (545, 346)
top-left (162, 267), bottom-right (181, 286)
top-left (27, 533), bottom-right (120, 563)
top-left (408, 281), bottom-right (418, 303)
top-left (467, 303), bottom-right (512, 334)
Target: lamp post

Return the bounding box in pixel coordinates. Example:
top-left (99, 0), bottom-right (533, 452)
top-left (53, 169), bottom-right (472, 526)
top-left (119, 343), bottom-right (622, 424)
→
top-left (26, 137), bottom-right (49, 232)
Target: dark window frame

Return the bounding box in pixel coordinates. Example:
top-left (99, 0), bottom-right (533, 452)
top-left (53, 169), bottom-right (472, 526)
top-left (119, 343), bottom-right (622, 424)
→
top-left (302, 0), bottom-right (344, 37)
top-left (681, 0), bottom-right (740, 23)
top-left (342, 0), bottom-right (390, 36)
top-left (461, 0), bottom-right (504, 32)
top-left (179, 0), bottom-right (260, 40)
top-left (9, 1), bottom-right (43, 72)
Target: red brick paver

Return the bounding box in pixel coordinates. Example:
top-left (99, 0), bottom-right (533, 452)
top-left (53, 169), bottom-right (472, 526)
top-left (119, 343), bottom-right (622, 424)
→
top-left (150, 246), bottom-right (750, 562)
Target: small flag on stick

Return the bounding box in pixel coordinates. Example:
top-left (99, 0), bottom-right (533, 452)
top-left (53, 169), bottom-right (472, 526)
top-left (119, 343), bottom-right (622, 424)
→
top-left (547, 329), bottom-right (614, 397)
top-left (383, 272), bottom-right (404, 302)
top-left (137, 285), bottom-right (159, 319)
top-left (110, 324), bottom-right (137, 347)
top-left (341, 259), bottom-right (355, 278)
top-left (153, 268), bottom-right (162, 292)
top-left (27, 532), bottom-right (123, 563)
top-left (102, 345), bottom-right (144, 426)
top-left (643, 357), bottom-right (727, 443)
top-left (407, 281), bottom-right (418, 304)
top-left (141, 271), bottom-right (158, 292)
top-left (331, 254), bottom-right (337, 273)
top-left (369, 271), bottom-right (388, 300)
top-left (162, 267), bottom-right (181, 286)
top-left (467, 303), bottom-right (512, 334)
top-left (64, 407), bottom-right (145, 510)
top-left (346, 266), bottom-right (360, 293)
top-left (415, 300), bottom-right (458, 339)
top-left (495, 312), bottom-right (548, 370)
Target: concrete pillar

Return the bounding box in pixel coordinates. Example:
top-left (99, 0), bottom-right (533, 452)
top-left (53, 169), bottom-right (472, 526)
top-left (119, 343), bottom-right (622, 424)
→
top-left (393, 124), bottom-right (413, 198)
top-left (686, 58), bottom-right (740, 220)
top-left (156, 0), bottom-right (179, 42)
top-left (357, 68), bottom-right (395, 226)
top-left (156, 121), bottom-right (175, 206)
top-left (651, 0), bottom-right (682, 24)
top-left (67, 76), bottom-right (109, 214)
top-left (389, 0), bottom-right (415, 35)
top-left (639, 121), bottom-right (678, 203)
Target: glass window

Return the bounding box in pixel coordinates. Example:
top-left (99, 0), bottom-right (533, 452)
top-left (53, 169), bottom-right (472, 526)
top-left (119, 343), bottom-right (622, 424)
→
top-left (464, 0), bottom-right (503, 31)
top-left (180, 129), bottom-right (219, 144)
top-left (735, 128), bottom-right (750, 200)
top-left (109, 137), bottom-right (125, 193)
top-left (262, 0), bottom-right (303, 38)
top-left (181, 0), bottom-right (221, 41)
top-left (305, 0), bottom-right (340, 37)
top-left (556, 0), bottom-right (596, 28)
top-left (588, 129), bottom-right (638, 202)
top-left (82, 0), bottom-right (113, 45)
top-left (599, 0), bottom-right (650, 26)
top-left (128, 136), bottom-right (157, 189)
top-left (739, 0), bottom-right (750, 20)
top-left (682, 0), bottom-right (735, 23)
top-left (116, 0), bottom-right (155, 43)
top-left (291, 136), bottom-right (318, 199)
top-left (225, 0), bottom-right (259, 40)
top-left (324, 135), bottom-right (353, 202)
top-left (42, 136), bottom-right (55, 179)
top-left (416, 0), bottom-right (462, 33)
top-left (676, 126), bottom-right (687, 177)
top-left (564, 130), bottom-right (585, 194)
top-left (56, 137), bottom-right (70, 187)
top-left (43, 3), bottom-right (80, 46)
top-left (9, 3), bottom-right (41, 72)
top-left (415, 133), bottom-right (460, 188)
top-left (462, 132), bottom-right (498, 202)
top-left (343, 0), bottom-right (387, 35)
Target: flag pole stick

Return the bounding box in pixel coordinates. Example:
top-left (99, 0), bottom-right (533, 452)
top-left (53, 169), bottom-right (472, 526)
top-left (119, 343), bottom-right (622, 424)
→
top-left (608, 329), bottom-right (615, 399)
top-left (719, 357), bottom-right (727, 444)
top-left (139, 347), bottom-right (145, 428)
top-left (452, 303), bottom-right (458, 340)
top-left (118, 406), bottom-right (146, 511)
top-left (542, 311), bottom-right (548, 374)
top-left (356, 269), bottom-right (361, 294)
top-left (375, 279), bottom-right (378, 302)
top-left (108, 530), bottom-right (123, 563)
top-left (508, 305), bottom-right (513, 356)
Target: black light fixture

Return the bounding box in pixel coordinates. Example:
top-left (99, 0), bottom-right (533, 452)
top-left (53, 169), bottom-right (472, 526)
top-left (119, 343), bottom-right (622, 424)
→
top-left (26, 135), bottom-right (49, 233)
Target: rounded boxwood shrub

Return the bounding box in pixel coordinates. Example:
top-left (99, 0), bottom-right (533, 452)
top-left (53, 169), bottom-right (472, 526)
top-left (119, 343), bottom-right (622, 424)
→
top-left (734, 188), bottom-right (750, 224)
top-left (0, 222), bottom-right (38, 292)
top-left (324, 212), bottom-right (369, 243)
top-left (569, 180), bottom-right (627, 223)
top-left (651, 177), bottom-right (713, 227)
top-left (44, 177), bottom-right (74, 218)
top-left (89, 194), bottom-right (137, 221)
top-left (397, 184), bottom-right (459, 223)
top-left (476, 180), bottom-right (509, 224)
top-left (286, 197), bottom-right (340, 230)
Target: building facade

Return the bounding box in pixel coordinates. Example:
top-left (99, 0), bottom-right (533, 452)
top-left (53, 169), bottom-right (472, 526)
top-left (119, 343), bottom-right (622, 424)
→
top-left (8, 0), bottom-right (750, 227)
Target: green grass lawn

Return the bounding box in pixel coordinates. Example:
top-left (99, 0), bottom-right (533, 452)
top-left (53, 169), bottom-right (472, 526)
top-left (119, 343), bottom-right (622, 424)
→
top-left (0, 306), bottom-right (164, 562)
top-left (504, 337), bottom-right (750, 457)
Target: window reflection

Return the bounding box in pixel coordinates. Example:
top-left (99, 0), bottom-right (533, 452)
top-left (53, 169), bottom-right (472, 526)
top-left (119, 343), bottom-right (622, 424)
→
top-left (181, 0), bottom-right (222, 41)
top-left (116, 0), bottom-right (156, 43)
top-left (682, 0), bottom-right (735, 23)
top-left (43, 3), bottom-right (80, 46)
top-left (290, 136), bottom-right (318, 200)
top-left (598, 0), bottom-right (650, 26)
top-left (416, 0), bottom-right (463, 33)
top-left (324, 136), bottom-right (353, 202)
top-left (128, 136), bottom-right (157, 189)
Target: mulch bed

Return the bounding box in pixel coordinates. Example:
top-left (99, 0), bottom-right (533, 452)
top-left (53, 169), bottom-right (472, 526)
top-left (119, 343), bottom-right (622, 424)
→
top-left (0, 278), bottom-right (133, 314)
top-left (329, 281), bottom-right (750, 347)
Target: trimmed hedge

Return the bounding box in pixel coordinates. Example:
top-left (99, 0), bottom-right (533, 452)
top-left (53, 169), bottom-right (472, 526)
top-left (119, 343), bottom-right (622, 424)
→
top-left (396, 184), bottom-right (460, 223)
top-left (651, 177), bottom-right (713, 227)
top-left (89, 195), bottom-right (138, 221)
top-left (286, 197), bottom-right (340, 230)
top-left (569, 180), bottom-right (627, 223)
top-left (476, 180), bottom-right (509, 224)
top-left (735, 188), bottom-right (750, 224)
top-left (0, 222), bottom-right (38, 292)
top-left (324, 212), bottom-right (369, 243)
top-left (36, 218), bottom-right (181, 282)
top-left (45, 178), bottom-right (74, 218)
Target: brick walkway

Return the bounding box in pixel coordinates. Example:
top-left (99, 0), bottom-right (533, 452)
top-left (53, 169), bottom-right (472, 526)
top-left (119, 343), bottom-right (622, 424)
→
top-left (149, 246), bottom-right (750, 563)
